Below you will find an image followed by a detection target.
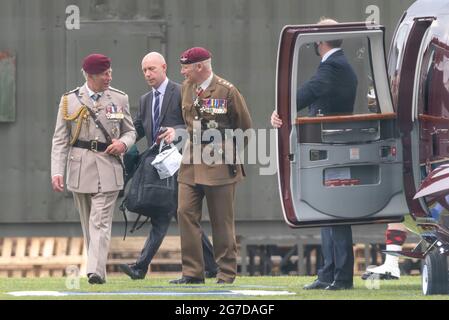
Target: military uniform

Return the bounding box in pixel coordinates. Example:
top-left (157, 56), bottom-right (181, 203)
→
top-left (51, 84), bottom-right (136, 280)
top-left (178, 74), bottom-right (252, 282)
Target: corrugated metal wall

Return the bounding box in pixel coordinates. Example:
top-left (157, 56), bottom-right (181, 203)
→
top-left (0, 0), bottom-right (415, 226)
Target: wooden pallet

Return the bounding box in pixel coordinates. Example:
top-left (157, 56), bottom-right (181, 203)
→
top-left (353, 243), bottom-right (419, 275)
top-left (0, 236), bottom-right (183, 278)
top-left (0, 237), bottom-right (87, 277)
top-left (108, 236), bottom-right (182, 273)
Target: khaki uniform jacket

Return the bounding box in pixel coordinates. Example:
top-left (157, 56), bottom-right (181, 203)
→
top-left (51, 85), bottom-right (137, 193)
top-left (178, 75), bottom-right (252, 186)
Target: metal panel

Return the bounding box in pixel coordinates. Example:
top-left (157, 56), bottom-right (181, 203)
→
top-left (0, 0), bottom-right (415, 228)
top-left (164, 0), bottom-right (415, 222)
top-left (0, 51), bottom-right (15, 122)
top-left (65, 20), bottom-right (166, 111)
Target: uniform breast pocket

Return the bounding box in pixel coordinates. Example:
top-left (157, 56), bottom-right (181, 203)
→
top-left (67, 155), bottom-right (82, 189)
top-left (113, 162), bottom-right (124, 187)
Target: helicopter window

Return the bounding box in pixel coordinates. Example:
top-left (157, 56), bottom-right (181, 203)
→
top-left (423, 47), bottom-right (436, 114)
top-left (387, 23), bottom-right (411, 109)
top-left (296, 36), bottom-right (382, 116)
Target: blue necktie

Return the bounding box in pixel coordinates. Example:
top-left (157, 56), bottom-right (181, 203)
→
top-left (92, 93), bottom-right (101, 102)
top-left (152, 90), bottom-right (161, 143)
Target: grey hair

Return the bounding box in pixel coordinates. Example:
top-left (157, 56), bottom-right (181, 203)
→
top-left (81, 68), bottom-right (112, 80)
top-left (199, 58), bottom-right (213, 72)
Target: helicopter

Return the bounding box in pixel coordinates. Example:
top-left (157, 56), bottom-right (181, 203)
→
top-left (275, 0), bottom-right (449, 295)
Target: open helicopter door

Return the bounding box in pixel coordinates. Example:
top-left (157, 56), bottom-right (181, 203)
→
top-left (276, 23), bottom-right (408, 228)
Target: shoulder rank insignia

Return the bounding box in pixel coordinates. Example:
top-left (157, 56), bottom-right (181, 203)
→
top-left (64, 87), bottom-right (80, 96)
top-left (109, 87), bottom-right (126, 95)
top-left (217, 79), bottom-right (234, 89)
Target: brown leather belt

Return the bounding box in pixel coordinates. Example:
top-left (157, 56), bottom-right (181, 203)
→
top-left (73, 140), bottom-right (109, 152)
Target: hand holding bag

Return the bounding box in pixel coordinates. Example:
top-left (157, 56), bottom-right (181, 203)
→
top-left (151, 142), bottom-right (182, 179)
top-left (119, 144), bottom-right (177, 239)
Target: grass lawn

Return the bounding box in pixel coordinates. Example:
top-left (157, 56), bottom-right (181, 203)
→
top-left (0, 275), bottom-right (448, 300)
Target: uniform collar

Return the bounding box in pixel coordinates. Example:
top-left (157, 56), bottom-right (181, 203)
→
top-left (321, 48), bottom-right (341, 62)
top-left (198, 72), bottom-right (214, 91)
top-left (85, 83), bottom-right (104, 99)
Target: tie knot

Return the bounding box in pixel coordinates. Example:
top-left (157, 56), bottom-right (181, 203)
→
top-left (196, 87), bottom-right (203, 96)
top-left (91, 93), bottom-right (101, 102)
top-left (154, 90), bottom-right (161, 97)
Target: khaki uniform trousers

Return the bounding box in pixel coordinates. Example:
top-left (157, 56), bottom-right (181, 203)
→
top-left (177, 182), bottom-right (237, 282)
top-left (73, 190), bottom-right (119, 279)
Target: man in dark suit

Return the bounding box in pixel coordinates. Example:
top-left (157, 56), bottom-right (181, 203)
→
top-left (119, 52), bottom-right (217, 280)
top-left (271, 18), bottom-right (357, 290)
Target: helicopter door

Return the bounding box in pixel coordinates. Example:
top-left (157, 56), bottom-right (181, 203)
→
top-left (276, 23), bottom-right (408, 227)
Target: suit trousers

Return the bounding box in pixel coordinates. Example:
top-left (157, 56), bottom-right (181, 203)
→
top-left (317, 225), bottom-right (354, 284)
top-left (134, 209), bottom-right (217, 274)
top-left (178, 182), bottom-right (237, 282)
top-left (73, 190), bottom-right (119, 279)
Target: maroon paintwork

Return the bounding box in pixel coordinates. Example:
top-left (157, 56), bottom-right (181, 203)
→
top-left (389, 2), bottom-right (449, 221)
top-left (395, 18), bottom-right (434, 218)
top-left (277, 23), bottom-right (380, 226)
top-left (278, 1), bottom-right (449, 227)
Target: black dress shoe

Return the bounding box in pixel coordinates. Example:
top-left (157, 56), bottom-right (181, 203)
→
top-left (169, 276), bottom-right (205, 284)
top-left (119, 264), bottom-right (146, 280)
top-left (216, 278), bottom-right (234, 284)
top-left (303, 279), bottom-right (330, 290)
top-left (88, 273), bottom-right (105, 285)
top-left (205, 270), bottom-right (218, 278)
top-left (325, 281), bottom-right (353, 290)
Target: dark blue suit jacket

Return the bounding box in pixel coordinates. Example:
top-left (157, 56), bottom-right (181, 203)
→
top-left (297, 50), bottom-right (358, 116)
top-left (133, 80), bottom-right (185, 148)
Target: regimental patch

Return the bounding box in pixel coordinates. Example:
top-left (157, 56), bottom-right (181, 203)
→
top-left (106, 103), bottom-right (124, 120)
top-left (207, 120), bottom-right (219, 129)
top-left (201, 99), bottom-right (228, 114)
top-left (111, 125), bottom-right (120, 138)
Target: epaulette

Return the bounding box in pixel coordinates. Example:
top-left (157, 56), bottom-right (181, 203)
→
top-left (64, 87), bottom-right (80, 96)
top-left (217, 78), bottom-right (234, 89)
top-left (109, 86), bottom-right (126, 95)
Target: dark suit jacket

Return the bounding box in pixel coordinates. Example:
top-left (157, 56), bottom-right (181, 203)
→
top-left (134, 80), bottom-right (185, 148)
top-left (297, 50), bottom-right (358, 116)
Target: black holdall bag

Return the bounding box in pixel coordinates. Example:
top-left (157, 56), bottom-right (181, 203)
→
top-left (119, 143), bottom-right (177, 239)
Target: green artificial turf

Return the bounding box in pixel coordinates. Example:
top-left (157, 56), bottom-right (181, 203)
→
top-left (0, 275), bottom-right (447, 300)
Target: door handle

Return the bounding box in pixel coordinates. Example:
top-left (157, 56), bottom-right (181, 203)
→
top-left (322, 129), bottom-right (353, 135)
top-left (432, 128), bottom-right (449, 135)
top-left (360, 127), bottom-right (378, 134)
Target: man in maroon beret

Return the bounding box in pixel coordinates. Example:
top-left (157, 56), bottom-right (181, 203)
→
top-left (82, 53), bottom-right (111, 75)
top-left (170, 47), bottom-right (252, 284)
top-left (51, 53), bottom-right (136, 284)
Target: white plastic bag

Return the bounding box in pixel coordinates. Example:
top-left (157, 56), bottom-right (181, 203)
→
top-left (151, 142), bottom-right (182, 179)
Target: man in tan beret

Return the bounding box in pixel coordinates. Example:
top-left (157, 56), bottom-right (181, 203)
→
top-left (51, 53), bottom-right (136, 284)
top-left (170, 47), bottom-right (252, 284)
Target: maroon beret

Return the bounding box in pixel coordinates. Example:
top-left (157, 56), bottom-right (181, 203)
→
top-left (82, 54), bottom-right (111, 74)
top-left (180, 47), bottom-right (212, 64)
